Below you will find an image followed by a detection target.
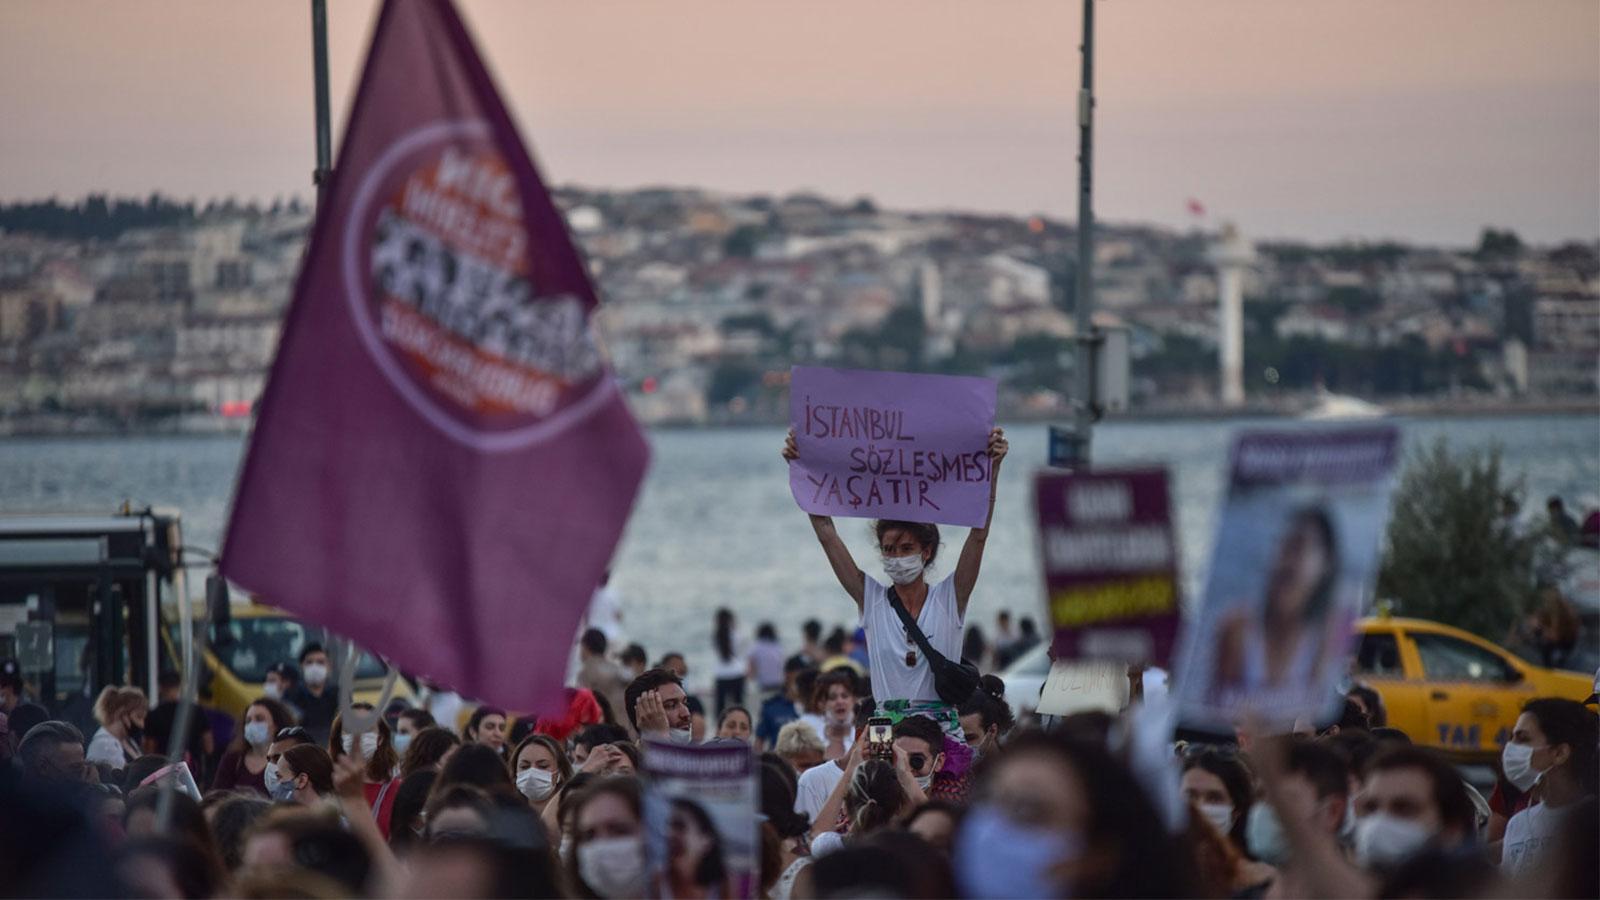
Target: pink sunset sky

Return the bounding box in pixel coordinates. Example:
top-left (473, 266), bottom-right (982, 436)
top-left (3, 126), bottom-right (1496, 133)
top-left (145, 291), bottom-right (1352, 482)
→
top-left (1, 0), bottom-right (1596, 244)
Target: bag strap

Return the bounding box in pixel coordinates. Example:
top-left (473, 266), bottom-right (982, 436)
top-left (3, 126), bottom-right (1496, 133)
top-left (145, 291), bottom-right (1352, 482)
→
top-left (371, 777), bottom-right (393, 814)
top-left (885, 587), bottom-right (941, 660)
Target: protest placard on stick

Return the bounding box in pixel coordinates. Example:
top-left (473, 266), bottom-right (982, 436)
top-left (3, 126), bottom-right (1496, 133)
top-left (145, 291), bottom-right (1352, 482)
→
top-left (643, 739), bottom-right (757, 899)
top-left (788, 366), bottom-right (997, 527)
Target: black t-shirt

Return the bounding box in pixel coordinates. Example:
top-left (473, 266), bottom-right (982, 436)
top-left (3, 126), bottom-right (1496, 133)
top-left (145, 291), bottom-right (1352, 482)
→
top-left (284, 685), bottom-right (340, 744)
top-left (144, 701), bottom-right (211, 760)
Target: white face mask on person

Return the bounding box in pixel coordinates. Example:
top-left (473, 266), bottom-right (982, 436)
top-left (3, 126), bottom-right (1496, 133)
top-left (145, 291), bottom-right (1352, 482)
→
top-left (303, 663), bottom-right (329, 687)
top-left (1198, 802), bottom-right (1236, 834)
top-left (669, 727), bottom-right (694, 745)
top-left (262, 681), bottom-right (282, 700)
top-left (1501, 741), bottom-right (1546, 793)
top-left (392, 732), bottom-right (413, 755)
top-left (955, 804), bottom-right (1080, 899)
top-left (1246, 803), bottom-right (1291, 866)
top-left (517, 766), bottom-right (556, 801)
top-left (341, 731), bottom-right (380, 757)
top-left (243, 721), bottom-right (271, 748)
top-left (915, 774), bottom-right (934, 792)
top-left (262, 760), bottom-right (281, 794)
top-left (883, 553), bottom-right (926, 586)
top-left (1354, 813), bottom-right (1434, 870)
top-left (578, 836), bottom-right (647, 898)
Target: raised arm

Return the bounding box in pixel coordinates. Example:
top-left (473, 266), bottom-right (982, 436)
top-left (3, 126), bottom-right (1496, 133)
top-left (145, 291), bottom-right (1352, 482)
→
top-left (954, 426), bottom-right (1007, 617)
top-left (784, 430), bottom-right (866, 611)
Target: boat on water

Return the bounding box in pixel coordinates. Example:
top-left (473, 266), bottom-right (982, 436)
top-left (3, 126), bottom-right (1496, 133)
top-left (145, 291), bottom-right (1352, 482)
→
top-left (1300, 388), bottom-right (1388, 420)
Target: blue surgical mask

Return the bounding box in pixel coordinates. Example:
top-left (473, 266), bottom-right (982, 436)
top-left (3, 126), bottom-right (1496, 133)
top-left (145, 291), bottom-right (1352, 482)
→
top-left (269, 775), bottom-right (297, 803)
top-left (392, 732), bottom-right (413, 755)
top-left (955, 804), bottom-right (1078, 899)
top-left (1246, 802), bottom-right (1290, 867)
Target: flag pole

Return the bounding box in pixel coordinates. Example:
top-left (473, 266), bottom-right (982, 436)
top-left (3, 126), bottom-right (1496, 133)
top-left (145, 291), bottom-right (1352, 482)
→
top-left (1053, 0), bottom-right (1099, 469)
top-left (311, 0), bottom-right (332, 207)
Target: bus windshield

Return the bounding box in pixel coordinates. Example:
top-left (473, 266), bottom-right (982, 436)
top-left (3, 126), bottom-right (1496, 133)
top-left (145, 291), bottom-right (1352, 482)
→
top-left (176, 616), bottom-right (389, 683)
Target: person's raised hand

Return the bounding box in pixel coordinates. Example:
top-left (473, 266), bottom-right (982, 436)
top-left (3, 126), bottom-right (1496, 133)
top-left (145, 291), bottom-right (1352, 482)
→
top-left (580, 743), bottom-right (622, 775)
top-left (782, 428), bottom-right (799, 462)
top-left (334, 752), bottom-right (366, 800)
top-left (987, 427), bottom-right (1009, 464)
top-left (636, 690), bottom-right (670, 736)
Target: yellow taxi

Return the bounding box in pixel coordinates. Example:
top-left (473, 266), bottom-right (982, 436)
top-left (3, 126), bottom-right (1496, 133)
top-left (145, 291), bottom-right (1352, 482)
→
top-left (1351, 614), bottom-right (1592, 760)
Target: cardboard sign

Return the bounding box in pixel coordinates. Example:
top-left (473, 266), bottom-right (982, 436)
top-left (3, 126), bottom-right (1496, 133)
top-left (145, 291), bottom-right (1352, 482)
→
top-left (1034, 660), bottom-right (1132, 717)
top-left (644, 739), bottom-right (758, 899)
top-left (1172, 426), bottom-right (1401, 729)
top-left (219, 0), bottom-right (649, 716)
top-left (1036, 468), bottom-right (1179, 666)
top-left (788, 366), bottom-right (997, 527)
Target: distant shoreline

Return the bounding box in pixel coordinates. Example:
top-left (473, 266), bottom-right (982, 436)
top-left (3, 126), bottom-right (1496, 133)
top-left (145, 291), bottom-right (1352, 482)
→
top-left (0, 398), bottom-right (1593, 439)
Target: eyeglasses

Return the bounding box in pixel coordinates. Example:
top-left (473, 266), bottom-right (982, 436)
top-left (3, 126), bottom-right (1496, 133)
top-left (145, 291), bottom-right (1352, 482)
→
top-left (276, 726), bottom-right (309, 741)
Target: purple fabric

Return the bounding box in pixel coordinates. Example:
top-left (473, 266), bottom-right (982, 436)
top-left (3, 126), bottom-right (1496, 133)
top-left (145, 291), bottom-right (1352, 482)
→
top-left (219, 0), bottom-right (648, 717)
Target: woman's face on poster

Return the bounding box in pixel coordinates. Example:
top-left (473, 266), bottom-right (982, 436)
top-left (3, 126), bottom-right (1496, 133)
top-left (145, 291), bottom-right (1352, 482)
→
top-left (1265, 516), bottom-right (1330, 620)
top-left (668, 808), bottom-right (713, 871)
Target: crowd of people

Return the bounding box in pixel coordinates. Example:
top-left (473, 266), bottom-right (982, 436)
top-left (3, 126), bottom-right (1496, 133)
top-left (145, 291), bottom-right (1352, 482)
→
top-left (0, 426), bottom-right (1595, 898)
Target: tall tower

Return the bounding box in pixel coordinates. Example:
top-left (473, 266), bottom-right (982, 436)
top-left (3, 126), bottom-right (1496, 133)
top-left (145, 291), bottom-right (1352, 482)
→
top-left (1209, 223), bottom-right (1254, 407)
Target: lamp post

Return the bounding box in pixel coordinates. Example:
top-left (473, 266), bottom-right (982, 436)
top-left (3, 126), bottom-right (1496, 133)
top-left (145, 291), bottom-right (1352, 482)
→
top-left (311, 0), bottom-right (332, 207)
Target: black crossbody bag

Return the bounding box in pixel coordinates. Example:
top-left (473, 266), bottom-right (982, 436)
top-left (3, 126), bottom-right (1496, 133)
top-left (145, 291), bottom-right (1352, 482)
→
top-left (885, 586), bottom-right (981, 706)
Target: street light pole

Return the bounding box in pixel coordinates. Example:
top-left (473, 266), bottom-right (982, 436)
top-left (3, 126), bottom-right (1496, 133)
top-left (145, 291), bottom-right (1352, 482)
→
top-left (1053, 0), bottom-right (1099, 469)
top-left (311, 0), bottom-right (332, 208)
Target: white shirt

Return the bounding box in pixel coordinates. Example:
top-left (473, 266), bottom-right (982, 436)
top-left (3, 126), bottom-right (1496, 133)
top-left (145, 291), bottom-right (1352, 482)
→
top-left (712, 636), bottom-right (749, 680)
top-left (1502, 801), bottom-right (1566, 878)
top-left (861, 574), bottom-right (964, 704)
top-left (794, 758), bottom-right (847, 824)
top-left (86, 727), bottom-right (130, 768)
top-left (586, 586), bottom-right (625, 644)
top-left (798, 714), bottom-right (855, 754)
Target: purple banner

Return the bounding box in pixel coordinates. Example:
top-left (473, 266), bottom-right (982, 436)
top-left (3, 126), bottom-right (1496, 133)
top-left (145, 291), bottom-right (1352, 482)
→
top-left (218, 0), bottom-right (648, 716)
top-left (1036, 469), bottom-right (1179, 666)
top-left (644, 739), bottom-right (757, 899)
top-left (788, 366), bottom-right (997, 527)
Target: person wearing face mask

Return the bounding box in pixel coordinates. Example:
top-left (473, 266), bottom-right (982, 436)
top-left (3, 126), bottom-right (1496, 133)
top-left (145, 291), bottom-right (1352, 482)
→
top-left (275, 743), bottom-right (336, 807)
top-left (510, 733), bottom-right (572, 816)
top-left (262, 662), bottom-right (298, 706)
top-left (892, 714), bottom-right (965, 804)
top-left (1498, 697), bottom-right (1598, 879)
top-left (86, 686), bottom-right (148, 769)
top-left (1180, 747), bottom-right (1264, 870)
top-left (565, 776), bottom-right (649, 899)
top-left (213, 698), bottom-right (297, 795)
top-left (955, 730), bottom-right (1194, 898)
top-left (391, 707), bottom-right (434, 760)
top-left (625, 668), bottom-right (695, 745)
top-left (808, 750), bottom-right (910, 858)
top-left (262, 725), bottom-right (314, 801)
top-left (1247, 739), bottom-right (1352, 900)
top-left (781, 426), bottom-right (1008, 771)
top-left (798, 670), bottom-right (859, 762)
top-left (282, 644), bottom-right (340, 745)
top-left (1347, 746), bottom-right (1475, 879)
top-left (329, 703), bottom-right (401, 838)
top-left (957, 675), bottom-right (1015, 762)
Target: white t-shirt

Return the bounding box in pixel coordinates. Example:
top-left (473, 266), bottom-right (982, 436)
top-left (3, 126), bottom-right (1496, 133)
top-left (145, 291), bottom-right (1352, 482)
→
top-left (713, 636), bottom-right (749, 681)
top-left (798, 714), bottom-right (855, 754)
top-left (86, 727), bottom-right (129, 768)
top-left (1501, 801), bottom-right (1567, 878)
top-left (861, 574), bottom-right (964, 704)
top-left (794, 758), bottom-right (847, 824)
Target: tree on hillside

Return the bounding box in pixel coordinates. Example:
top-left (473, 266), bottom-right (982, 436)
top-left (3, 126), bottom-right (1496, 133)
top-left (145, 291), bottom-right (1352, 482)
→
top-left (1377, 439), bottom-right (1540, 641)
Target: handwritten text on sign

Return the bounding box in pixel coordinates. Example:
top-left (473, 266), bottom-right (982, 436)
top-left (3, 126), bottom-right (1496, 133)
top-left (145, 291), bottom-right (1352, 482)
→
top-left (789, 367), bottom-right (997, 527)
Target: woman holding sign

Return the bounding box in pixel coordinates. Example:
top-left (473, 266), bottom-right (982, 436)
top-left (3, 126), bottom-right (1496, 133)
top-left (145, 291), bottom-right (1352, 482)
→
top-left (782, 425), bottom-right (1007, 775)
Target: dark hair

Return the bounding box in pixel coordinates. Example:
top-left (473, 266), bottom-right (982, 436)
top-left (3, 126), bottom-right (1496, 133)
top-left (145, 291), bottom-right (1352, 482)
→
top-left (114, 835), bottom-right (224, 900)
top-left (872, 520), bottom-right (941, 566)
top-left (847, 759), bottom-right (909, 834)
top-left (958, 674), bottom-right (1016, 736)
top-left (1520, 697), bottom-right (1599, 796)
top-left (297, 642), bottom-right (326, 664)
top-left (573, 723), bottom-right (630, 753)
top-left (1285, 738), bottom-right (1350, 802)
top-left (1018, 617), bottom-right (1038, 638)
top-left (759, 762), bottom-right (810, 840)
top-left (714, 608), bottom-right (736, 663)
top-left (330, 703), bottom-right (399, 783)
top-left (1347, 683), bottom-right (1387, 727)
top-left (125, 787), bottom-right (221, 868)
top-left (1326, 729), bottom-right (1382, 777)
top-left (817, 830), bottom-right (956, 899)
top-left (671, 797), bottom-right (728, 887)
top-left (423, 783), bottom-right (493, 838)
top-left (1371, 726), bottom-right (1412, 745)
top-left (803, 619), bottom-right (822, 643)
top-left (508, 715), bottom-right (536, 748)
top-left (624, 668), bottom-right (684, 732)
top-left (280, 814), bottom-right (373, 894)
top-left (1328, 697), bottom-right (1370, 733)
top-left (989, 732), bottom-right (1196, 897)
top-left (433, 742), bottom-right (515, 800)
top-left (17, 719), bottom-right (85, 778)
top-left (156, 671), bottom-right (182, 692)
top-left (717, 706), bottom-right (751, 731)
top-left (905, 799), bottom-right (966, 834)
top-left (1378, 847), bottom-right (1502, 900)
top-left (1271, 506), bottom-right (1340, 623)
top-left (822, 628), bottom-right (846, 656)
top-left (122, 754), bottom-right (172, 791)
top-left (755, 623), bottom-right (777, 643)
top-left (510, 733), bottom-right (573, 787)
top-left (962, 626), bottom-right (987, 666)
top-left (1363, 746), bottom-right (1475, 837)
top-left (794, 668), bottom-right (820, 708)
top-left (209, 794), bottom-right (272, 871)
top-left (565, 777), bottom-right (643, 896)
top-left (400, 726), bottom-right (459, 778)
top-left (580, 628), bottom-right (608, 657)
top-left (388, 769), bottom-right (438, 851)
top-left (891, 714), bottom-right (945, 753)
top-left (280, 744), bottom-right (336, 795)
top-left (398, 708), bottom-right (436, 732)
top-left (810, 668), bottom-right (858, 712)
top-left (465, 706), bottom-right (507, 742)
top-left (620, 644), bottom-right (647, 667)
top-left (1182, 747), bottom-right (1256, 851)
top-left (229, 697), bottom-right (297, 756)
top-left (658, 652), bottom-right (685, 669)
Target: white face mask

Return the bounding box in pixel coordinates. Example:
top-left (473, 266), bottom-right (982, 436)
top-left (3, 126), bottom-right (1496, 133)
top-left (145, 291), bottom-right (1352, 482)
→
top-left (392, 732), bottom-right (413, 755)
top-left (915, 774), bottom-right (934, 792)
top-left (262, 681), bottom-right (282, 700)
top-left (517, 766), bottom-right (556, 801)
top-left (1501, 741), bottom-right (1545, 793)
top-left (1354, 813), bottom-right (1434, 870)
top-left (883, 554), bottom-right (926, 586)
top-left (669, 727), bottom-right (694, 745)
top-left (262, 760), bottom-right (281, 794)
top-left (1198, 802), bottom-right (1236, 834)
top-left (578, 836), bottom-right (647, 898)
top-left (303, 663), bottom-right (328, 687)
top-left (341, 731), bottom-right (380, 757)
top-left (244, 721), bottom-right (272, 748)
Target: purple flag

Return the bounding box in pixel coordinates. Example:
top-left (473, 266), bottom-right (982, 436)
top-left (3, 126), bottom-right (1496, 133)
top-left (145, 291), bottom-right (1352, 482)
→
top-left (789, 366), bottom-right (996, 528)
top-left (219, 0), bottom-right (648, 715)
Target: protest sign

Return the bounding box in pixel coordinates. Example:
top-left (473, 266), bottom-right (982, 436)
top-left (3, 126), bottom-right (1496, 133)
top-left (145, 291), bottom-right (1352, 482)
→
top-left (1034, 660), bottom-right (1132, 717)
top-left (218, 0), bottom-right (648, 716)
top-left (788, 366), bottom-right (997, 527)
top-left (1035, 468), bottom-right (1179, 666)
top-left (643, 739), bottom-right (757, 899)
top-left (1171, 426), bottom-right (1401, 730)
